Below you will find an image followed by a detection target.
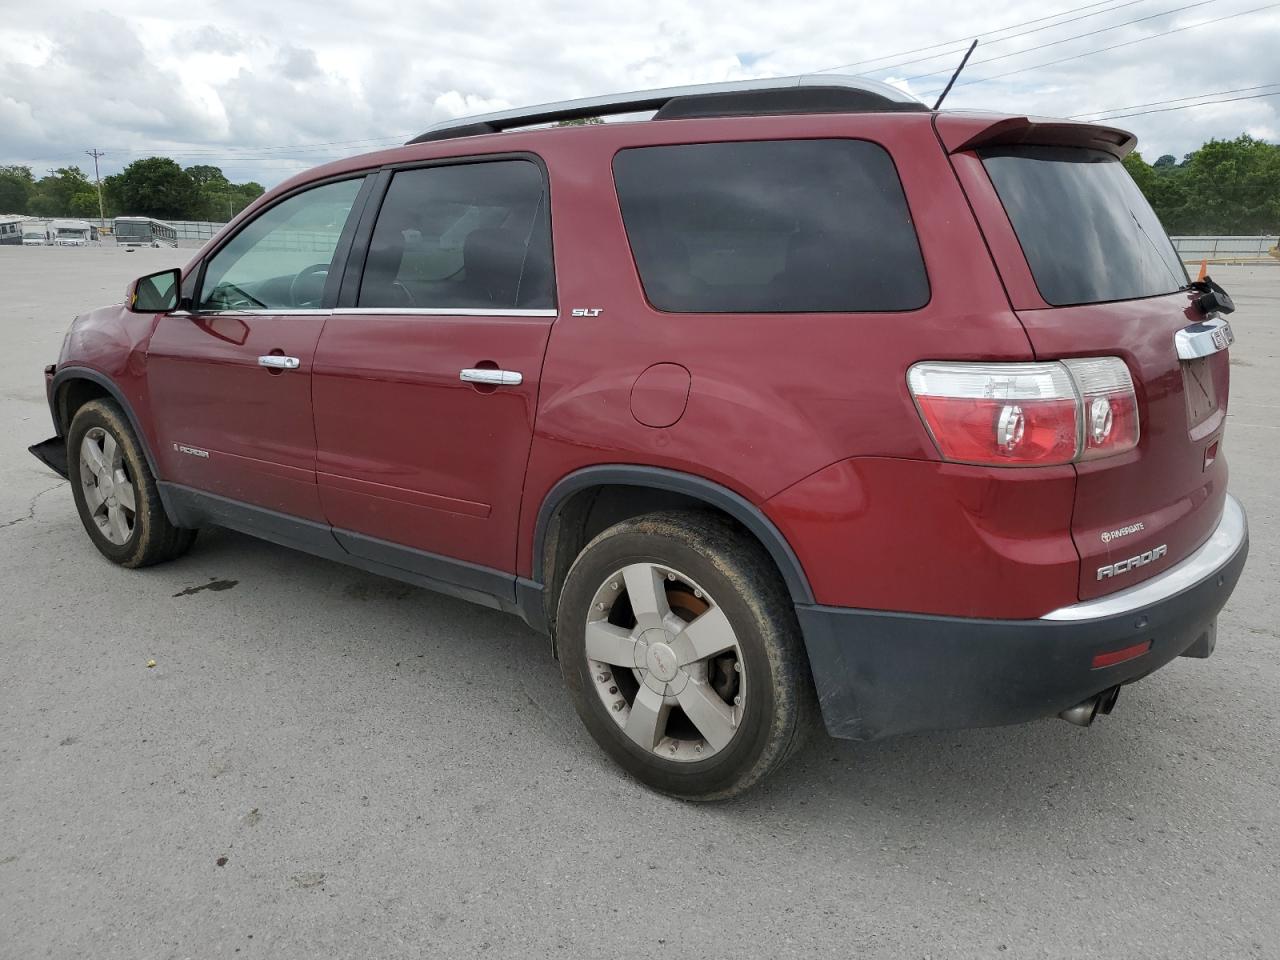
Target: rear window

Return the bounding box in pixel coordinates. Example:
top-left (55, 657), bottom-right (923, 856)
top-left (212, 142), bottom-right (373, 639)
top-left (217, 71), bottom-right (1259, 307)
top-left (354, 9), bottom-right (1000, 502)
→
top-left (981, 146), bottom-right (1187, 306)
top-left (612, 139), bottom-right (929, 313)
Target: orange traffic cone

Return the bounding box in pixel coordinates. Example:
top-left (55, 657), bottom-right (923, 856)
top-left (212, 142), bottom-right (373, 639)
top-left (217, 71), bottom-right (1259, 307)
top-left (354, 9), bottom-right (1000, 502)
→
top-left (1197, 258), bottom-right (1208, 281)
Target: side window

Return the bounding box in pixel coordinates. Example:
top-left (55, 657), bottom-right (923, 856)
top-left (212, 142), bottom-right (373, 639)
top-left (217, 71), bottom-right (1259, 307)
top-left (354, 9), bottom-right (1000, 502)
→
top-left (612, 139), bottom-right (929, 313)
top-left (358, 160), bottom-right (554, 310)
top-left (198, 177), bottom-right (363, 311)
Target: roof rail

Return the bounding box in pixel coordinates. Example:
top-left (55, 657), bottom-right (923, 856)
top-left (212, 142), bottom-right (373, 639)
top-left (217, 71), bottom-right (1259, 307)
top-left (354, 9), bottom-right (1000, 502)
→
top-left (407, 74), bottom-right (926, 144)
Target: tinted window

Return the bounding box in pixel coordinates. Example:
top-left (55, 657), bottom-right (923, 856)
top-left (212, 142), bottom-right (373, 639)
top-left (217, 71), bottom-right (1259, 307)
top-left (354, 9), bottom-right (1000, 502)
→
top-left (199, 178), bottom-right (363, 310)
top-left (981, 146), bottom-right (1187, 306)
top-left (358, 160), bottom-right (554, 310)
top-left (612, 139), bottom-right (928, 313)
top-left (116, 220), bottom-right (151, 241)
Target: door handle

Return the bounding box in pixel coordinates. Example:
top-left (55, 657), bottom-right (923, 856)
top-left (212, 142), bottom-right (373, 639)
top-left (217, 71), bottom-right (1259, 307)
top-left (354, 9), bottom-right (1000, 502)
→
top-left (258, 355), bottom-right (300, 370)
top-left (460, 368), bottom-right (522, 386)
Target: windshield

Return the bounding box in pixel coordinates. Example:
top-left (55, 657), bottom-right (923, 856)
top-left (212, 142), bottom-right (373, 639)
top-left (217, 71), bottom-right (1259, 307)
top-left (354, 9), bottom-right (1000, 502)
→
top-left (980, 146), bottom-right (1187, 306)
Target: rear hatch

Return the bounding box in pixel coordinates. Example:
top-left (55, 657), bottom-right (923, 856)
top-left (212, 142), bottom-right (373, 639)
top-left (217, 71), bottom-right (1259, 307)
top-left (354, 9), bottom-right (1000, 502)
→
top-left (940, 116), bottom-right (1232, 600)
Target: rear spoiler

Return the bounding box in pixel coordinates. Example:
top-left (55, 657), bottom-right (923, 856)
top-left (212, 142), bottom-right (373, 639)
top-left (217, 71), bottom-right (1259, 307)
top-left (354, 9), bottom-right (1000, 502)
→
top-left (934, 112), bottom-right (1137, 160)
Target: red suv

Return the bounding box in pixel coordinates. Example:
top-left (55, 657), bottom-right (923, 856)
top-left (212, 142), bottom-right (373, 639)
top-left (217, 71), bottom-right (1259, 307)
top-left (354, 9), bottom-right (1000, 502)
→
top-left (30, 75), bottom-right (1249, 799)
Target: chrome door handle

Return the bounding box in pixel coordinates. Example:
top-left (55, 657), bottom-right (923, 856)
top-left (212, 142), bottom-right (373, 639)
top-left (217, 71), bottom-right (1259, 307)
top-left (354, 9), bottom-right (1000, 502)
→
top-left (460, 368), bottom-right (522, 386)
top-left (258, 355), bottom-right (300, 370)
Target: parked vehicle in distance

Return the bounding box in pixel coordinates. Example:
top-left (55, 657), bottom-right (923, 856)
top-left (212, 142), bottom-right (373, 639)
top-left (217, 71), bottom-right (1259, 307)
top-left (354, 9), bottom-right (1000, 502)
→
top-left (114, 216), bottom-right (177, 248)
top-left (0, 216), bottom-right (23, 245)
top-left (49, 219), bottom-right (97, 246)
top-left (21, 231), bottom-right (47, 246)
top-left (29, 74), bottom-right (1249, 799)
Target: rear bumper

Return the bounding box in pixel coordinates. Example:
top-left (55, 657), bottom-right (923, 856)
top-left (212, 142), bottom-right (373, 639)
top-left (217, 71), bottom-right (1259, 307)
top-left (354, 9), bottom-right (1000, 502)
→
top-left (797, 495), bottom-right (1249, 741)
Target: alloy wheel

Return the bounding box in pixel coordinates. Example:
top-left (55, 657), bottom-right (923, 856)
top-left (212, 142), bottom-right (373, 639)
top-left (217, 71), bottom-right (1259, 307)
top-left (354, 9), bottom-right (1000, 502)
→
top-left (584, 562), bottom-right (745, 762)
top-left (78, 427), bottom-right (136, 545)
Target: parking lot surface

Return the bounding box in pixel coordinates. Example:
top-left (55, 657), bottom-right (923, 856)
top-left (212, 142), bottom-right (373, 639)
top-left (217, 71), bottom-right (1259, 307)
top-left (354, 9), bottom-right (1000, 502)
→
top-left (1, 247), bottom-right (1277, 959)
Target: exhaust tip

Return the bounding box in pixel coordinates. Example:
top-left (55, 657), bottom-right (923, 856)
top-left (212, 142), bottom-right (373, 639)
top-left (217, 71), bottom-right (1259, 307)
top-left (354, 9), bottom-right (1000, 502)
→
top-left (1060, 687), bottom-right (1121, 727)
top-left (1060, 698), bottom-right (1101, 727)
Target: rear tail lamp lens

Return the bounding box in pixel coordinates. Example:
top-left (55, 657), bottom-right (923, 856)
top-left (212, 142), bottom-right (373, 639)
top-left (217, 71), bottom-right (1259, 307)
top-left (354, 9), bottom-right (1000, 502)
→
top-left (1063, 357), bottom-right (1141, 460)
top-left (907, 358), bottom-right (1138, 467)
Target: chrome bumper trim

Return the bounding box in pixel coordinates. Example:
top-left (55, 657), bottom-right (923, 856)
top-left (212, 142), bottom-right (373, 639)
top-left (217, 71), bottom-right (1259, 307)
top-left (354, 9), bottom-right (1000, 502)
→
top-left (1041, 494), bottom-right (1247, 622)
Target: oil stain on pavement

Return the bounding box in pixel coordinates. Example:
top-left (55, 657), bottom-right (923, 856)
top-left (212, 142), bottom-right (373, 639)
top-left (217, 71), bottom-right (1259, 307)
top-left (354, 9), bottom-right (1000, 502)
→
top-left (173, 578), bottom-right (239, 598)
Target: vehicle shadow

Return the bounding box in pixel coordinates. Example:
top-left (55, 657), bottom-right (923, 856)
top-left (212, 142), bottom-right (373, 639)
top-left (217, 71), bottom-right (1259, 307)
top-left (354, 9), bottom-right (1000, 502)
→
top-left (166, 526), bottom-right (1219, 836)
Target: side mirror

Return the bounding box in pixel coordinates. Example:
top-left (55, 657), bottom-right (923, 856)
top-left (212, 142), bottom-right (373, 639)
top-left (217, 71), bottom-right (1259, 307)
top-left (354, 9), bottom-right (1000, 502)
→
top-left (127, 268), bottom-right (182, 313)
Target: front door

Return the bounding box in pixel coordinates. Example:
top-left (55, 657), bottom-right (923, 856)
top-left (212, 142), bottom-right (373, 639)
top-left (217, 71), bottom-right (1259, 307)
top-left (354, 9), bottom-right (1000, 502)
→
top-left (148, 177), bottom-right (366, 520)
top-left (314, 158), bottom-right (557, 573)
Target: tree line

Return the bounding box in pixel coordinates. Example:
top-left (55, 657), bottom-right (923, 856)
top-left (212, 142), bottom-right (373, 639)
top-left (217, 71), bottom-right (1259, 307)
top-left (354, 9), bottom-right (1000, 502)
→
top-left (1122, 134), bottom-right (1280, 236)
top-left (2, 133), bottom-right (1277, 233)
top-left (0, 158), bottom-right (264, 223)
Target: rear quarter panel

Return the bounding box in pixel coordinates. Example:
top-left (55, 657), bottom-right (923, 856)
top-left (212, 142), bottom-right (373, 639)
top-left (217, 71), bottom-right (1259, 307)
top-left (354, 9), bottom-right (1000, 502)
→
top-left (516, 113), bottom-right (1045, 587)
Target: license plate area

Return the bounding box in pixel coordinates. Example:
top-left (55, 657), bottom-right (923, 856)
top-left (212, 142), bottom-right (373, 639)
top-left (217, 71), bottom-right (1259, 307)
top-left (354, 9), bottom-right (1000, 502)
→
top-left (1182, 356), bottom-right (1218, 428)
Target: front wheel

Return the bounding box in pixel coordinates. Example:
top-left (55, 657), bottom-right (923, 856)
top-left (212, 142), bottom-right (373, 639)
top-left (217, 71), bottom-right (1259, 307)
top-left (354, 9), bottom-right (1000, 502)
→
top-left (556, 511), bottom-right (814, 800)
top-left (68, 399), bottom-right (196, 567)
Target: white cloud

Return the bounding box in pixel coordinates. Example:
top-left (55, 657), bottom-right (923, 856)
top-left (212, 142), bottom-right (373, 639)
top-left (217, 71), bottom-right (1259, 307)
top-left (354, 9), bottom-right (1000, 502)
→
top-left (0, 0), bottom-right (1276, 185)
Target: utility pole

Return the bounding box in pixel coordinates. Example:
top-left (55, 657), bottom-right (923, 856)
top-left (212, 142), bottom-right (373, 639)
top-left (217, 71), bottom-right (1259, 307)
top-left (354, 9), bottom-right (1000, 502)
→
top-left (85, 149), bottom-right (107, 234)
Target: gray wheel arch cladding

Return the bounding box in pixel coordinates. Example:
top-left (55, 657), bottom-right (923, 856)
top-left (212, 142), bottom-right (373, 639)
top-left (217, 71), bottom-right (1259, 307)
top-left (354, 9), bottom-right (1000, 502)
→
top-left (530, 465), bottom-right (815, 605)
top-left (50, 366), bottom-right (178, 523)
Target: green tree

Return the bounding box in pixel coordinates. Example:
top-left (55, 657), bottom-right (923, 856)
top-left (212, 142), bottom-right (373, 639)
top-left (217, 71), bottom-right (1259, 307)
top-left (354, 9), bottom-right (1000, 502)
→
top-left (27, 167), bottom-right (93, 217)
top-left (107, 157), bottom-right (198, 220)
top-left (555, 116), bottom-right (604, 126)
top-left (67, 189), bottom-right (103, 219)
top-left (1179, 135), bottom-right (1280, 234)
top-left (228, 181), bottom-right (264, 218)
top-left (185, 164), bottom-right (234, 220)
top-left (1122, 151), bottom-right (1156, 195)
top-left (1124, 136), bottom-right (1280, 235)
top-left (0, 165), bottom-right (34, 214)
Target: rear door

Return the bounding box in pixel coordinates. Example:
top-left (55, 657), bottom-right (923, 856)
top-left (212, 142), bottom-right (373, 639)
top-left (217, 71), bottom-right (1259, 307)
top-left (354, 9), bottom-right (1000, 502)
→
top-left (949, 126), bottom-right (1231, 600)
top-left (148, 176), bottom-right (367, 519)
top-left (313, 156), bottom-right (556, 573)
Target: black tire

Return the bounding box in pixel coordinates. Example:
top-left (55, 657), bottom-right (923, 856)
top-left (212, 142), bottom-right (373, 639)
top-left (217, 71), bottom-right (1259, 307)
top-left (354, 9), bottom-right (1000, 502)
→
top-left (556, 511), bottom-right (814, 800)
top-left (67, 399), bottom-right (196, 567)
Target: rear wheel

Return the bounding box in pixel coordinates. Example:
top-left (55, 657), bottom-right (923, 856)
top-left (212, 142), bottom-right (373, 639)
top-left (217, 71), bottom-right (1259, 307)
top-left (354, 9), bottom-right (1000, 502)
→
top-left (556, 511), bottom-right (813, 800)
top-left (68, 399), bottom-right (196, 567)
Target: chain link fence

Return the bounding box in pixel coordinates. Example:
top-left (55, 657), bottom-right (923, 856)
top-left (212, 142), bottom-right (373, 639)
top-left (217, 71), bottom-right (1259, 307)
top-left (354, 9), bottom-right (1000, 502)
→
top-left (1171, 236), bottom-right (1279, 264)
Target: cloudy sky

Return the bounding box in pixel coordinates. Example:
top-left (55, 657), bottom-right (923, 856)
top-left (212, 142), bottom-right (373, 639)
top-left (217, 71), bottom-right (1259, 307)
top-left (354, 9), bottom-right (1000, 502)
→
top-left (2, 0), bottom-right (1278, 188)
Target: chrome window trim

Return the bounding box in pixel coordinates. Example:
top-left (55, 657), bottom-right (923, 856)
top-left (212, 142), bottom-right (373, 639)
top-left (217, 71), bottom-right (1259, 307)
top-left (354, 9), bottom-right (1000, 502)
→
top-left (341, 307), bottom-right (558, 317)
top-left (167, 307), bottom-right (557, 318)
top-left (1040, 495), bottom-right (1247, 621)
top-left (1174, 317), bottom-right (1234, 360)
top-left (168, 309), bottom-right (333, 317)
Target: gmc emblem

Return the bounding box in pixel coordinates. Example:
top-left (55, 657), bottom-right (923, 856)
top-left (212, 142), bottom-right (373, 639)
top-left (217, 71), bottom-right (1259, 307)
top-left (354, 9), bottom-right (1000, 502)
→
top-left (1097, 544), bottom-right (1168, 581)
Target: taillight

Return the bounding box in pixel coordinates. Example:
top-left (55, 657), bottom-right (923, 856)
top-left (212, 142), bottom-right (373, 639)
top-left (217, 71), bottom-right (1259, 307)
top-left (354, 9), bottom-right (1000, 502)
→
top-left (907, 358), bottom-right (1138, 467)
top-left (1062, 357), bottom-right (1141, 460)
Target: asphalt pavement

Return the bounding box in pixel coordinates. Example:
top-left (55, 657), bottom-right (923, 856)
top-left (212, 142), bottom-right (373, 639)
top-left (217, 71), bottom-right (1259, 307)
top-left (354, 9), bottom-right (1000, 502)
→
top-left (1, 246), bottom-right (1276, 959)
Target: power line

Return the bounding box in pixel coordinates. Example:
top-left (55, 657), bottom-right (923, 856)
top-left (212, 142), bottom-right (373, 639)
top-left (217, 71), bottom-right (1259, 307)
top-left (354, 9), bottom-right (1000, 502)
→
top-left (815, 0), bottom-right (1147, 75)
top-left (922, 2), bottom-right (1280, 94)
top-left (905, 0), bottom-right (1220, 82)
top-left (1070, 81), bottom-right (1280, 117)
top-left (1083, 88), bottom-right (1280, 119)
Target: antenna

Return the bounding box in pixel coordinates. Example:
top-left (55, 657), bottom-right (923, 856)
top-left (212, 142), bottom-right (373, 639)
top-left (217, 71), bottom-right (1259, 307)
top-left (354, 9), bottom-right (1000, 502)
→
top-left (931, 40), bottom-right (978, 111)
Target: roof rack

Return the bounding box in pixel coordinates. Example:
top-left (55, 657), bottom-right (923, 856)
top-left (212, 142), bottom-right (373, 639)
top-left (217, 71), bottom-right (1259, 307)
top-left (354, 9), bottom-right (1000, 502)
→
top-left (407, 74), bottom-right (927, 144)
